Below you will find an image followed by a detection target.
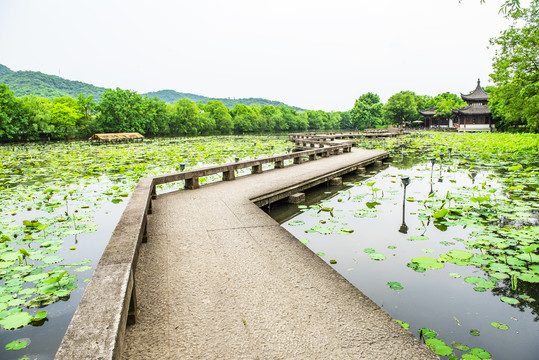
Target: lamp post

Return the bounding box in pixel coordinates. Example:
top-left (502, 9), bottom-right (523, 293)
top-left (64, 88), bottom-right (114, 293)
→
top-left (400, 176), bottom-right (410, 234)
top-left (430, 158), bottom-right (436, 180)
top-left (235, 157), bottom-right (240, 162)
top-left (179, 163), bottom-right (186, 171)
top-left (448, 147), bottom-right (452, 160)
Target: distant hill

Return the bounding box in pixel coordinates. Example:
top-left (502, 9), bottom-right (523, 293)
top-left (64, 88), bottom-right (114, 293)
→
top-left (0, 66), bottom-right (107, 100)
top-left (0, 64), bottom-right (304, 110)
top-left (145, 89), bottom-right (304, 111)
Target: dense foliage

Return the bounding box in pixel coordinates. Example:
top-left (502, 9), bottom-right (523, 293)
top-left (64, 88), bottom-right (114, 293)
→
top-left (489, 0), bottom-right (539, 132)
top-left (0, 85), bottom-right (355, 141)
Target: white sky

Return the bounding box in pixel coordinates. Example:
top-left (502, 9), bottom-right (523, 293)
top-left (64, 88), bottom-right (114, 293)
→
top-left (0, 0), bottom-right (514, 111)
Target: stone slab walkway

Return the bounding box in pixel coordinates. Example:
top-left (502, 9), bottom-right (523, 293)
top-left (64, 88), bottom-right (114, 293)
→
top-left (122, 149), bottom-right (439, 360)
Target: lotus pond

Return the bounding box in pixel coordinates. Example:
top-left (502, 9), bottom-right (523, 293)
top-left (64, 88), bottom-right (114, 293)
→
top-left (0, 135), bottom-right (290, 360)
top-left (274, 132), bottom-right (539, 360)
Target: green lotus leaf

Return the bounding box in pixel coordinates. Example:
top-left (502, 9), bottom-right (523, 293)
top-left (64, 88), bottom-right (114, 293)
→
top-left (288, 220), bottom-right (305, 226)
top-left (387, 282), bottom-right (403, 290)
top-left (0, 311), bottom-right (33, 330)
top-left (469, 329), bottom-right (480, 336)
top-left (73, 266), bottom-right (92, 272)
top-left (448, 272), bottom-right (461, 278)
top-left (5, 339), bottom-right (28, 350)
top-left (407, 235), bottom-right (429, 241)
top-left (446, 250), bottom-right (474, 260)
top-left (517, 272), bottom-right (539, 283)
top-left (462, 354), bottom-right (481, 360)
top-left (451, 341), bottom-right (470, 351)
top-left (491, 322), bottom-right (509, 330)
top-left (411, 257), bottom-right (444, 269)
top-left (369, 252), bottom-right (386, 261)
top-left (464, 277), bottom-right (495, 289)
top-left (500, 296), bottom-right (520, 305)
top-left (470, 347), bottom-right (492, 359)
top-left (394, 319), bottom-right (409, 329)
top-left (418, 328), bottom-right (437, 338)
top-left (42, 255), bottom-right (63, 264)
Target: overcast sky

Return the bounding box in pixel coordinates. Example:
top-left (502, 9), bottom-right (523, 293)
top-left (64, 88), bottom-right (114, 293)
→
top-left (0, 0), bottom-right (515, 111)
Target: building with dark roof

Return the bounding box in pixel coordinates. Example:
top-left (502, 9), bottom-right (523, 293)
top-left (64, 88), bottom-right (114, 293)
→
top-left (419, 80), bottom-right (496, 132)
top-left (453, 79), bottom-right (495, 131)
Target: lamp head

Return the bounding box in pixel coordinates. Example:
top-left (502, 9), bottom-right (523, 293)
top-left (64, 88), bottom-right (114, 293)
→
top-left (401, 176), bottom-right (410, 187)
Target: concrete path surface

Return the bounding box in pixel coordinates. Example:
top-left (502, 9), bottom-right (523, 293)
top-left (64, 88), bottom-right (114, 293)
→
top-left (122, 149), bottom-right (439, 360)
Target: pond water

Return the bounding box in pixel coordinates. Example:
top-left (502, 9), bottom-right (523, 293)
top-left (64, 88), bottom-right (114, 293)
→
top-left (271, 141), bottom-right (539, 360)
top-left (1, 132), bottom-right (537, 359)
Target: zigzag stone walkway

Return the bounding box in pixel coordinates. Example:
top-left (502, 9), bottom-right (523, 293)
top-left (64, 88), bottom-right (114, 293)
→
top-left (121, 149), bottom-right (439, 360)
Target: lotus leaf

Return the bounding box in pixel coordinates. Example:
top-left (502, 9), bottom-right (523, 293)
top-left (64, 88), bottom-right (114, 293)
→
top-left (500, 296), bottom-right (520, 305)
top-left (410, 257), bottom-right (444, 269)
top-left (0, 311), bottom-right (33, 330)
top-left (4, 339), bottom-right (28, 350)
top-left (490, 322), bottom-right (509, 330)
top-left (446, 250), bottom-right (474, 260)
top-left (387, 282), bottom-right (403, 290)
top-left (451, 341), bottom-right (470, 351)
top-left (394, 319), bottom-right (409, 329)
top-left (470, 347), bottom-right (492, 359)
top-left (418, 328), bottom-right (437, 338)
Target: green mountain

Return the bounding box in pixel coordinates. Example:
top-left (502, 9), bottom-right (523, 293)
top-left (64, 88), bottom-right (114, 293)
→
top-left (0, 64), bottom-right (304, 110)
top-left (0, 66), bottom-right (106, 100)
top-left (145, 89), bottom-right (304, 111)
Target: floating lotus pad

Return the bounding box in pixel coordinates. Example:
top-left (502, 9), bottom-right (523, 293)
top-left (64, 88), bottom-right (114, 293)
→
top-left (451, 341), bottom-right (470, 351)
top-left (410, 257), bottom-right (444, 269)
top-left (387, 282), bottom-right (403, 290)
top-left (491, 322), bottom-right (509, 330)
top-left (500, 296), bottom-right (520, 305)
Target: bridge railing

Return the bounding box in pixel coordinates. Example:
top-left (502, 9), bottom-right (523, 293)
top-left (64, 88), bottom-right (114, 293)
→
top-left (55, 142), bottom-right (352, 360)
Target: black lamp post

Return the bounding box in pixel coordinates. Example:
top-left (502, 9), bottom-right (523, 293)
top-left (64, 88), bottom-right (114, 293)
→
top-left (400, 176), bottom-right (410, 234)
top-left (448, 147), bottom-right (452, 160)
top-left (235, 157), bottom-right (240, 162)
top-left (430, 158), bottom-right (436, 179)
top-left (180, 163), bottom-right (186, 171)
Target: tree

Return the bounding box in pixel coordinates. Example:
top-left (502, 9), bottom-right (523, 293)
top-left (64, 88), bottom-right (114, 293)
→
top-left (50, 97), bottom-right (82, 137)
top-left (432, 92), bottom-right (466, 119)
top-left (0, 84), bottom-right (23, 140)
top-left (97, 88), bottom-right (150, 133)
top-left (77, 93), bottom-right (97, 134)
top-left (230, 104), bottom-right (258, 133)
top-left (350, 93), bottom-right (383, 130)
top-left (169, 98), bottom-right (204, 135)
top-left (204, 100), bottom-right (233, 134)
top-left (382, 91), bottom-right (418, 125)
top-left (20, 95), bottom-right (53, 139)
top-left (489, 1), bottom-right (539, 131)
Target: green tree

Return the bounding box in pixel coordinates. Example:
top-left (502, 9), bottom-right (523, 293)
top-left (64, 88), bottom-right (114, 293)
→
top-left (20, 95), bottom-right (53, 139)
top-left (50, 97), bottom-right (82, 138)
top-left (169, 98), bottom-right (204, 135)
top-left (306, 110), bottom-right (325, 130)
top-left (432, 92), bottom-right (466, 119)
top-left (0, 84), bottom-right (24, 140)
top-left (489, 1), bottom-right (539, 131)
top-left (230, 104), bottom-right (258, 133)
top-left (382, 91), bottom-right (418, 125)
top-left (338, 111), bottom-right (353, 129)
top-left (76, 93), bottom-right (96, 134)
top-left (204, 100), bottom-right (233, 134)
top-left (350, 93), bottom-right (383, 130)
top-left (97, 88), bottom-right (150, 134)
